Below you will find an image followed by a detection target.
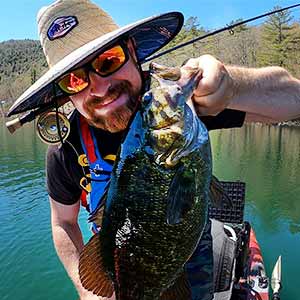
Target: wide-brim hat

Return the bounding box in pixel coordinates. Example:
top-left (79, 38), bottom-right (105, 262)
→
top-left (7, 0), bottom-right (183, 117)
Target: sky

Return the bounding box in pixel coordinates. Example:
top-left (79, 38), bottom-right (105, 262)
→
top-left (0, 0), bottom-right (300, 42)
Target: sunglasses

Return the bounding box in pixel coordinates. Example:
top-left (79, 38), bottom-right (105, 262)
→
top-left (57, 42), bottom-right (129, 95)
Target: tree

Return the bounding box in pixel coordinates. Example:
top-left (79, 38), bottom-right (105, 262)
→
top-left (227, 18), bottom-right (248, 34)
top-left (283, 22), bottom-right (300, 77)
top-left (159, 17), bottom-right (206, 66)
top-left (31, 68), bottom-right (37, 84)
top-left (257, 6), bottom-right (295, 67)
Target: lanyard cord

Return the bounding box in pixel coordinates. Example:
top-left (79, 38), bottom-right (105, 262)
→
top-left (52, 82), bottom-right (65, 145)
top-left (54, 99), bottom-right (64, 144)
top-left (64, 139), bottom-right (111, 183)
top-left (50, 83), bottom-right (110, 183)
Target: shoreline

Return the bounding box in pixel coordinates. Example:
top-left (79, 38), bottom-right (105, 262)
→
top-left (1, 116), bottom-right (300, 127)
top-left (277, 120), bottom-right (300, 127)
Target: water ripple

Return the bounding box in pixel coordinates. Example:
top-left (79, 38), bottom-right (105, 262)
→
top-left (1, 121), bottom-right (300, 300)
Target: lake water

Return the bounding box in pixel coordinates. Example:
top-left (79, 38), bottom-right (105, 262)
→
top-left (0, 119), bottom-right (299, 300)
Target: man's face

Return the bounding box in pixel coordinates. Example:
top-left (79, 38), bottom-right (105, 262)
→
top-left (70, 41), bottom-right (142, 132)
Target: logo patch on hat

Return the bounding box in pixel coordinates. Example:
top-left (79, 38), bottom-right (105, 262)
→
top-left (47, 16), bottom-right (78, 41)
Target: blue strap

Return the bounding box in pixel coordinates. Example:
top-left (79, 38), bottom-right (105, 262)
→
top-left (77, 115), bottom-right (114, 232)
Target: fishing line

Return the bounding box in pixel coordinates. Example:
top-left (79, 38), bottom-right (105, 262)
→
top-left (64, 139), bottom-right (110, 183)
top-left (142, 3), bottom-right (300, 63)
top-left (189, 6), bottom-right (300, 47)
top-left (55, 99), bottom-right (64, 144)
top-left (61, 128), bottom-right (112, 182)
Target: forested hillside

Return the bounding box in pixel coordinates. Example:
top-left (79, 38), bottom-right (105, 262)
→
top-left (1, 7), bottom-right (300, 116)
top-left (0, 39), bottom-right (48, 113)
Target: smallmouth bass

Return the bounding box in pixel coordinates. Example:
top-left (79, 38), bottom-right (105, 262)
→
top-left (79, 62), bottom-right (215, 300)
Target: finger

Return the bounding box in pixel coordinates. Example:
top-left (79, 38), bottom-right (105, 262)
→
top-left (195, 64), bottom-right (226, 97)
top-left (193, 93), bottom-right (225, 116)
top-left (181, 56), bottom-right (226, 98)
top-left (181, 57), bottom-right (199, 68)
top-left (193, 74), bottom-right (233, 116)
top-left (195, 105), bottom-right (221, 116)
top-left (178, 65), bottom-right (203, 88)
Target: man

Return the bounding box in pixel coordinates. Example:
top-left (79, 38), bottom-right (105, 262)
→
top-left (7, 0), bottom-right (300, 299)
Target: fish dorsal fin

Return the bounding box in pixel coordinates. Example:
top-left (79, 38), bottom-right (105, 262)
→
top-left (79, 234), bottom-right (114, 297)
top-left (209, 176), bottom-right (232, 208)
top-left (166, 165), bottom-right (196, 225)
top-left (160, 271), bottom-right (191, 300)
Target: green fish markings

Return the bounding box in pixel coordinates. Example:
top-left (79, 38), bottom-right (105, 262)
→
top-left (79, 62), bottom-right (214, 300)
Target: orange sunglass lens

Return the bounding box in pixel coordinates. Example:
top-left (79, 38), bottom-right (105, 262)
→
top-left (58, 69), bottom-right (89, 94)
top-left (91, 45), bottom-right (126, 76)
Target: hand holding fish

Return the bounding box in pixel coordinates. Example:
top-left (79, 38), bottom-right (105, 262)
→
top-left (180, 54), bottom-right (235, 116)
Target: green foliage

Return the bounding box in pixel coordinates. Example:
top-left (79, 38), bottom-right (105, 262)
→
top-left (0, 39), bottom-right (47, 106)
top-left (158, 8), bottom-right (300, 73)
top-left (154, 16), bottom-right (207, 66)
top-left (257, 6), bottom-right (296, 67)
top-left (227, 18), bottom-right (248, 33)
top-left (2, 8), bottom-right (300, 114)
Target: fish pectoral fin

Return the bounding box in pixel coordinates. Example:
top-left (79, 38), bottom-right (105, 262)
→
top-left (209, 175), bottom-right (232, 208)
top-left (79, 234), bottom-right (114, 297)
top-left (160, 271), bottom-right (191, 300)
top-left (166, 165), bottom-right (195, 225)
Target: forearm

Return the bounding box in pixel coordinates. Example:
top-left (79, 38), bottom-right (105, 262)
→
top-left (227, 66), bottom-right (300, 122)
top-left (51, 221), bottom-right (86, 294)
top-left (49, 198), bottom-right (105, 300)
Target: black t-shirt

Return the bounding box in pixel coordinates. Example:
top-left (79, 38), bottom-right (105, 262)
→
top-left (46, 109), bottom-right (245, 205)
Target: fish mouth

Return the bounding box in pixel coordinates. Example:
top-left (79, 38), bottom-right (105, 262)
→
top-left (150, 62), bottom-right (182, 81)
top-left (145, 63), bottom-right (203, 166)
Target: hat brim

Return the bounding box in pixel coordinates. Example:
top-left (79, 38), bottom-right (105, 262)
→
top-left (7, 12), bottom-right (183, 117)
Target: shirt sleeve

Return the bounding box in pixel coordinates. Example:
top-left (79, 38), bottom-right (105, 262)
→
top-left (46, 145), bottom-right (82, 205)
top-left (201, 109), bottom-right (246, 131)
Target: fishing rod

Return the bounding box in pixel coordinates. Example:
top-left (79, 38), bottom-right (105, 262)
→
top-left (142, 3), bottom-right (300, 63)
top-left (6, 3), bottom-right (300, 133)
top-left (5, 96), bottom-right (69, 134)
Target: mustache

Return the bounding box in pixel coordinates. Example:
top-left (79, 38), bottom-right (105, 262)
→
top-left (85, 81), bottom-right (131, 107)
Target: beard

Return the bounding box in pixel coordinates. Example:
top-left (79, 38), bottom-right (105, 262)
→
top-left (83, 80), bottom-right (140, 132)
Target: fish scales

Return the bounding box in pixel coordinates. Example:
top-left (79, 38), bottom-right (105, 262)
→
top-left (105, 155), bottom-right (207, 299)
top-left (79, 62), bottom-right (212, 300)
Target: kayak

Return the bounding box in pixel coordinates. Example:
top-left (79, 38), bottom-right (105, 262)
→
top-left (209, 181), bottom-right (273, 300)
top-left (231, 227), bottom-right (269, 300)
